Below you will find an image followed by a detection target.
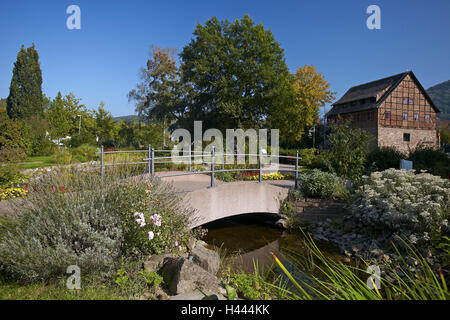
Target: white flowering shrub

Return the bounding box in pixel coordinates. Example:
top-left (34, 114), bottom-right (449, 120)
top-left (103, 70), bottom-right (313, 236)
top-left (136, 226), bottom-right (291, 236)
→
top-left (349, 169), bottom-right (450, 245)
top-left (0, 168), bottom-right (198, 281)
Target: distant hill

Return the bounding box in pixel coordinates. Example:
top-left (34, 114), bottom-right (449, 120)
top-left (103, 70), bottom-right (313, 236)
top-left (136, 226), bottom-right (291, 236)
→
top-left (113, 114), bottom-right (139, 123)
top-left (427, 80), bottom-right (450, 120)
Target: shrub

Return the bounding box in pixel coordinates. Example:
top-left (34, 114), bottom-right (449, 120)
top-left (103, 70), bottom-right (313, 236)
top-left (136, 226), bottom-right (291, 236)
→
top-left (408, 146), bottom-right (450, 179)
top-left (0, 116), bottom-right (31, 162)
top-left (0, 165), bottom-right (27, 189)
top-left (71, 144), bottom-right (98, 163)
top-left (366, 146), bottom-right (406, 172)
top-left (324, 119), bottom-right (373, 182)
top-left (53, 149), bottom-right (72, 165)
top-left (298, 148), bottom-right (316, 167)
top-left (0, 168), bottom-right (198, 281)
top-left (298, 169), bottom-right (348, 200)
top-left (349, 169), bottom-right (450, 246)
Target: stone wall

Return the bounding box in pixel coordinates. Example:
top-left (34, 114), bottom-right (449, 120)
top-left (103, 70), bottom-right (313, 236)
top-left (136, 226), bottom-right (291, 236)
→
top-left (377, 126), bottom-right (436, 154)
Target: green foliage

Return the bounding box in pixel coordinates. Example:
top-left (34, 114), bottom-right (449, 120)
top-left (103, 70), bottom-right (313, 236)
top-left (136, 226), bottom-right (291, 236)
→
top-left (272, 66), bottom-right (335, 145)
top-left (46, 92), bottom-right (72, 139)
top-left (299, 169), bottom-right (348, 200)
top-left (114, 265), bottom-right (163, 298)
top-left (0, 169), bottom-right (196, 281)
top-left (118, 179), bottom-right (195, 258)
top-left (324, 118), bottom-right (373, 182)
top-left (270, 232), bottom-right (449, 300)
top-left (366, 146), bottom-right (406, 172)
top-left (298, 148), bottom-right (317, 167)
top-left (180, 15), bottom-right (294, 131)
top-left (0, 112), bottom-right (31, 162)
top-left (408, 146), bottom-right (450, 178)
top-left (0, 165), bottom-right (27, 189)
top-left (53, 149), bottom-right (72, 165)
top-left (6, 44), bottom-right (44, 119)
top-left (70, 144), bottom-right (98, 163)
top-left (95, 104), bottom-right (119, 146)
top-left (27, 116), bottom-right (55, 156)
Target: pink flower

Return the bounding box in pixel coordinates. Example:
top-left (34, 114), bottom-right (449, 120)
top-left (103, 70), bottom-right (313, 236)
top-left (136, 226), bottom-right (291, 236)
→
top-left (174, 241), bottom-right (179, 247)
top-left (149, 214), bottom-right (162, 227)
top-left (148, 231), bottom-right (154, 240)
top-left (134, 212), bottom-right (146, 227)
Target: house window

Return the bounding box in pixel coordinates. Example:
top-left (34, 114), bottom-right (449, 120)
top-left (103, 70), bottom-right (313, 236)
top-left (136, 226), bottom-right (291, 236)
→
top-left (356, 114), bottom-right (360, 122)
top-left (402, 113), bottom-right (408, 121)
top-left (384, 112), bottom-right (391, 120)
top-left (413, 114), bottom-right (419, 121)
top-left (367, 112), bottom-right (372, 121)
top-left (360, 99), bottom-right (366, 105)
top-left (403, 133), bottom-right (411, 142)
top-left (409, 98), bottom-right (414, 105)
top-left (425, 114), bottom-right (430, 123)
top-left (403, 97), bottom-right (409, 104)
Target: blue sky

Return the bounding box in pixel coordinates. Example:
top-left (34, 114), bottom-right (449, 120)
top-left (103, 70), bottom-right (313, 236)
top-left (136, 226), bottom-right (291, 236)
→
top-left (0, 0), bottom-right (449, 117)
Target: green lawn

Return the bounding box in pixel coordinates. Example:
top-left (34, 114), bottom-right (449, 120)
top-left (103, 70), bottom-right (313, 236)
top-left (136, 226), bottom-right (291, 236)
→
top-left (13, 156), bottom-right (55, 170)
top-left (0, 279), bottom-right (125, 300)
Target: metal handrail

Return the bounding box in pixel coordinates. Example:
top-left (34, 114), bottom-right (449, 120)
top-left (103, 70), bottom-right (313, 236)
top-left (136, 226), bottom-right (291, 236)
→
top-left (98, 144), bottom-right (303, 187)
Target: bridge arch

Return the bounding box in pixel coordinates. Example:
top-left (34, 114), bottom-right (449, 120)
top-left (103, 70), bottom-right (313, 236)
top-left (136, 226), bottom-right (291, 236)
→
top-left (179, 181), bottom-right (291, 228)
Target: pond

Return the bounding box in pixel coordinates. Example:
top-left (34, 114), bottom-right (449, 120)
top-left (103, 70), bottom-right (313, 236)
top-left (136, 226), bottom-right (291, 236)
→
top-left (201, 213), bottom-right (345, 278)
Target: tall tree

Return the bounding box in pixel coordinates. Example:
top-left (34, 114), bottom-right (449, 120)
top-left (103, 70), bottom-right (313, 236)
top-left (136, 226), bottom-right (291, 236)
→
top-left (128, 46), bottom-right (180, 147)
top-left (270, 65), bottom-right (335, 146)
top-left (46, 92), bottom-right (72, 138)
top-left (179, 15), bottom-right (295, 131)
top-left (95, 103), bottom-right (119, 145)
top-left (6, 44), bottom-right (44, 119)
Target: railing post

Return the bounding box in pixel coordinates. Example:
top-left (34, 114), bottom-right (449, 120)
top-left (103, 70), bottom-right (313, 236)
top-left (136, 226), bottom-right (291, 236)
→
top-left (148, 144), bottom-right (152, 176)
top-left (222, 151), bottom-right (225, 171)
top-left (295, 150), bottom-right (299, 189)
top-left (188, 144), bottom-right (192, 172)
top-left (210, 146), bottom-right (215, 188)
top-left (100, 145), bottom-right (104, 177)
top-left (259, 148), bottom-right (262, 183)
top-left (151, 148), bottom-right (155, 177)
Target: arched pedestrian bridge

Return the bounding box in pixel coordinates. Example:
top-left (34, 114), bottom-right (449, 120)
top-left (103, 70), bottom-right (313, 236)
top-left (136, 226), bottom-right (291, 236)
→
top-left (157, 173), bottom-right (293, 228)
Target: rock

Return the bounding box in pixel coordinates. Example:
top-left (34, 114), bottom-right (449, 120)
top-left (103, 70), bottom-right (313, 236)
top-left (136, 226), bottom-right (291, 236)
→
top-left (143, 254), bottom-right (174, 273)
top-left (370, 249), bottom-right (383, 257)
top-left (160, 257), bottom-right (219, 295)
top-left (155, 288), bottom-right (170, 300)
top-left (190, 243), bottom-right (220, 275)
top-left (275, 218), bottom-right (288, 229)
top-left (139, 292), bottom-right (153, 300)
top-left (169, 289), bottom-right (226, 300)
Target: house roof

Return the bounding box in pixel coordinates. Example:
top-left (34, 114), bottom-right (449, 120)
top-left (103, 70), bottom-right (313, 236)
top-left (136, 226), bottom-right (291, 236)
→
top-left (326, 71), bottom-right (440, 117)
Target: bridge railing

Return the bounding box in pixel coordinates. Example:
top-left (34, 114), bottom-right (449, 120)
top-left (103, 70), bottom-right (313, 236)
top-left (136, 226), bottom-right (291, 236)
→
top-left (97, 145), bottom-right (302, 188)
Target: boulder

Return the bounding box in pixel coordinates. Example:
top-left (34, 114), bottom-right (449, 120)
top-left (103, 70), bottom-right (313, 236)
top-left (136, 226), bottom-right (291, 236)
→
top-left (160, 257), bottom-right (219, 295)
top-left (143, 254), bottom-right (174, 273)
top-left (189, 243), bottom-right (220, 275)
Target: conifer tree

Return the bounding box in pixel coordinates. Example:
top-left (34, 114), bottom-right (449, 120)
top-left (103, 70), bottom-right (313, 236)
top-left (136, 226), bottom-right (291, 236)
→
top-left (6, 44), bottom-right (44, 119)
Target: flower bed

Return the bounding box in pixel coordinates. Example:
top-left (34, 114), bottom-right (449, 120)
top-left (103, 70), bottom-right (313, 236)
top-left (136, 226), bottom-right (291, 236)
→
top-left (349, 169), bottom-right (450, 245)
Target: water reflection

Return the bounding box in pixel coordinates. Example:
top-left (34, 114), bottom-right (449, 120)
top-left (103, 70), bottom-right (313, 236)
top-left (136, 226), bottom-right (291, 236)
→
top-left (201, 213), bottom-right (342, 275)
